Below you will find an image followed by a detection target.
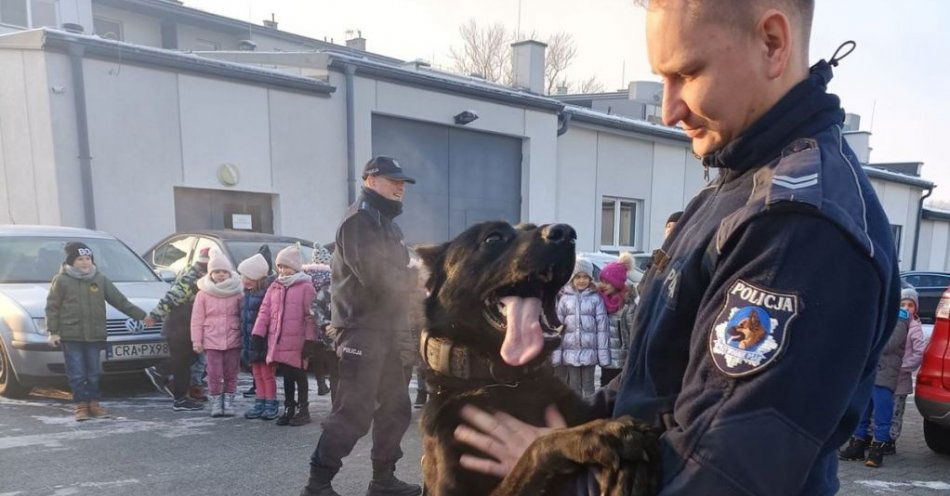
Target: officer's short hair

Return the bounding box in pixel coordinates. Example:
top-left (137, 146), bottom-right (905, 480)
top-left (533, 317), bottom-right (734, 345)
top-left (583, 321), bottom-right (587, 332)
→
top-left (637, 0), bottom-right (815, 54)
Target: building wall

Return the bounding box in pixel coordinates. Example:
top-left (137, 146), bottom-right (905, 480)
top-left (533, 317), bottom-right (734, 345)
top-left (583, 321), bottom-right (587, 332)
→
top-left (35, 52), bottom-right (344, 252)
top-left (82, 56), bottom-right (182, 247)
top-left (0, 48), bottom-right (61, 226)
top-left (918, 219), bottom-right (950, 272)
top-left (869, 177), bottom-right (922, 270)
top-left (90, 3), bottom-right (161, 46)
top-left (45, 52), bottom-right (85, 228)
top-left (556, 123), bottom-right (703, 253)
top-left (555, 127), bottom-right (599, 251)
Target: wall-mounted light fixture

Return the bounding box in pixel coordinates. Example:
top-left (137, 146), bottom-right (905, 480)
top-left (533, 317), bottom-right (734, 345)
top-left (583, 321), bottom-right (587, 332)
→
top-left (454, 110), bottom-right (479, 125)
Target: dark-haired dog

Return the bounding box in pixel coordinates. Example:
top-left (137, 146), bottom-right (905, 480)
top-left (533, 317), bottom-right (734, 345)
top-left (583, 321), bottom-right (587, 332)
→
top-left (416, 221), bottom-right (659, 496)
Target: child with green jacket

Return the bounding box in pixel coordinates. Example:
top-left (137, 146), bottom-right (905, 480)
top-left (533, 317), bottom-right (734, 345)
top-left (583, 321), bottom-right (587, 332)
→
top-left (46, 242), bottom-right (146, 421)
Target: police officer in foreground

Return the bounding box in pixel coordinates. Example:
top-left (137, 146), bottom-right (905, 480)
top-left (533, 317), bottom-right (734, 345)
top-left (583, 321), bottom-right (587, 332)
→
top-left (453, 1), bottom-right (900, 494)
top-left (302, 157), bottom-right (420, 496)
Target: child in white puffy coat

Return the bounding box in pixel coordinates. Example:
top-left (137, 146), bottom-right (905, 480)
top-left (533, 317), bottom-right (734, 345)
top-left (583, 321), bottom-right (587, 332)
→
top-left (552, 258), bottom-right (609, 399)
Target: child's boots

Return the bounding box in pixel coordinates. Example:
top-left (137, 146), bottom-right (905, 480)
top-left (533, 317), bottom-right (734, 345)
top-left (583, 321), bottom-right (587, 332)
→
top-left (222, 393), bottom-right (236, 417)
top-left (261, 399), bottom-right (280, 420)
top-left (276, 401), bottom-right (297, 426)
top-left (210, 395), bottom-right (224, 417)
top-left (244, 399), bottom-right (265, 419)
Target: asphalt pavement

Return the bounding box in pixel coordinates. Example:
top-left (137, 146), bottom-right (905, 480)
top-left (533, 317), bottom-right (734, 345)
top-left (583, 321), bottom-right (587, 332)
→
top-left (1, 374), bottom-right (949, 495)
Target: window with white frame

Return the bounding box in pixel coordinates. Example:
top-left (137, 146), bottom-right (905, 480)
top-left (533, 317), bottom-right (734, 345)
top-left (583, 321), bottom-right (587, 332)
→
top-left (0, 0), bottom-right (58, 28)
top-left (93, 16), bottom-right (123, 40)
top-left (601, 197), bottom-right (644, 252)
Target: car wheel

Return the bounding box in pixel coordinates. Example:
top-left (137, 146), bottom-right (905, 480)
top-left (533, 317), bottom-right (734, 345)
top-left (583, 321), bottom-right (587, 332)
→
top-left (0, 339), bottom-right (32, 398)
top-left (924, 419), bottom-right (950, 455)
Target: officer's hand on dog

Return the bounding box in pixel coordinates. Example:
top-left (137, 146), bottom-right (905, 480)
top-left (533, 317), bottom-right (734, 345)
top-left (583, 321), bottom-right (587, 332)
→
top-left (454, 404), bottom-right (566, 478)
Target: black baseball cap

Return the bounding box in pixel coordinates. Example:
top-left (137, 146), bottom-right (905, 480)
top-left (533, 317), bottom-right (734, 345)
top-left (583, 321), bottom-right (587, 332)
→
top-left (362, 156), bottom-right (416, 184)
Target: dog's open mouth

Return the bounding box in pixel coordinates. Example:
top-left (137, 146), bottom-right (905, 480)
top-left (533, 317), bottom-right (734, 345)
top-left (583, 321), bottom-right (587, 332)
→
top-left (482, 285), bottom-right (562, 367)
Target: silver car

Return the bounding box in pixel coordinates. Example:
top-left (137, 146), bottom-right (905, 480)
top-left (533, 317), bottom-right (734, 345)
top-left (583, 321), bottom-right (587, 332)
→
top-left (0, 225), bottom-right (173, 398)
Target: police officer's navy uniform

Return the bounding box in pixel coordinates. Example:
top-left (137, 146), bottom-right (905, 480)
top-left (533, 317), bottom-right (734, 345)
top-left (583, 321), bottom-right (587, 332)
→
top-left (308, 158), bottom-right (418, 495)
top-left (592, 60), bottom-right (900, 495)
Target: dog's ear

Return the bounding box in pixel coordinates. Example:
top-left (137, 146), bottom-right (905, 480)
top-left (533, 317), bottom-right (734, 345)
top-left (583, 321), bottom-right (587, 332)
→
top-left (415, 244), bottom-right (447, 287)
top-left (415, 243), bottom-right (445, 271)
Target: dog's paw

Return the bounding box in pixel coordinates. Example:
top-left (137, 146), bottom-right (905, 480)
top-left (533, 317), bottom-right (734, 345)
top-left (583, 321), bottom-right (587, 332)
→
top-left (530, 416), bottom-right (660, 496)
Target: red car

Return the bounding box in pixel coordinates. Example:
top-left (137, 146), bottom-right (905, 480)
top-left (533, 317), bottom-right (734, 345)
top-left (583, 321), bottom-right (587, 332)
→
top-left (915, 287), bottom-right (950, 454)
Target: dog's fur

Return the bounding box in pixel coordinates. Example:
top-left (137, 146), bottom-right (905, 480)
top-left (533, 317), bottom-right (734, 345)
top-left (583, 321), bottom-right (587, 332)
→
top-left (417, 221), bottom-right (659, 496)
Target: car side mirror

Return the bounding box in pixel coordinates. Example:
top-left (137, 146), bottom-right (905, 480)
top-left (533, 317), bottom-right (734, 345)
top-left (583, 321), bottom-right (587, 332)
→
top-left (157, 269), bottom-right (177, 283)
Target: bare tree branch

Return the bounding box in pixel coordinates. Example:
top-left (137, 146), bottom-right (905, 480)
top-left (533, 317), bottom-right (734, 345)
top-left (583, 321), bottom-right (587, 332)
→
top-left (449, 21), bottom-right (598, 95)
top-left (544, 31), bottom-right (577, 94)
top-left (449, 19), bottom-right (512, 83)
top-left (573, 76), bottom-right (605, 94)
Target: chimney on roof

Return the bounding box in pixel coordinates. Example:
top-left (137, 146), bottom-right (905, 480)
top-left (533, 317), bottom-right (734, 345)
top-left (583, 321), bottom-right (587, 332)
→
top-left (511, 39), bottom-right (547, 94)
top-left (843, 131), bottom-right (872, 164)
top-left (263, 13), bottom-right (278, 29)
top-left (843, 113), bottom-right (861, 132)
top-left (346, 30), bottom-right (366, 51)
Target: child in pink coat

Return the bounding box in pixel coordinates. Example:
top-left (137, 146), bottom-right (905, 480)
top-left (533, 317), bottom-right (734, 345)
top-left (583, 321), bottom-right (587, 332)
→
top-left (889, 287), bottom-right (927, 452)
top-left (251, 245), bottom-right (318, 425)
top-left (190, 250), bottom-right (244, 418)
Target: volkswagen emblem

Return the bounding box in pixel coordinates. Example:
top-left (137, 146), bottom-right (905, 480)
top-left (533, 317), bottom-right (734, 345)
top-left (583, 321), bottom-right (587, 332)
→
top-left (125, 318), bottom-right (145, 334)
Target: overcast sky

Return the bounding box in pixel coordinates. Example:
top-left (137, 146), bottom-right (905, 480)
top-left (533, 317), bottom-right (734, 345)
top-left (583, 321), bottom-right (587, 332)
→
top-left (187, 0), bottom-right (950, 203)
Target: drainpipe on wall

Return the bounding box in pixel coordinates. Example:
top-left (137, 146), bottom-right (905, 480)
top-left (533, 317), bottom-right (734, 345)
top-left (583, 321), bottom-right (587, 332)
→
top-left (911, 186), bottom-right (935, 270)
top-left (556, 111), bottom-right (572, 136)
top-left (344, 63), bottom-right (357, 205)
top-left (67, 43), bottom-right (97, 229)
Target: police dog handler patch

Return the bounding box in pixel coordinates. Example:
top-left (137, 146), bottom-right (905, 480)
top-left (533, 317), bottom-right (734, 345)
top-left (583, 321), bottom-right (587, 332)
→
top-left (709, 279), bottom-right (799, 377)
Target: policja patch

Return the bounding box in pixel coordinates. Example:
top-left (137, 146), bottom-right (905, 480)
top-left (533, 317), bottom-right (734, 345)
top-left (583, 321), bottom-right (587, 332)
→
top-left (709, 279), bottom-right (799, 377)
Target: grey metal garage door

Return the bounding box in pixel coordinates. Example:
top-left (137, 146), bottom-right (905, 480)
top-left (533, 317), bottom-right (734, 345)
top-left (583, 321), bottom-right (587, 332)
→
top-left (371, 115), bottom-right (522, 244)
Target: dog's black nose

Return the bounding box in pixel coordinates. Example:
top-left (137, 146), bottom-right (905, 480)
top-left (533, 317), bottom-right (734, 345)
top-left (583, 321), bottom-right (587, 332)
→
top-left (542, 224), bottom-right (576, 244)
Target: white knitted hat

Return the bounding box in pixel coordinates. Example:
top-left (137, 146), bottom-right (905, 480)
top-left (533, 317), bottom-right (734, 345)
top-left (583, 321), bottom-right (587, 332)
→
top-left (238, 253), bottom-right (269, 281)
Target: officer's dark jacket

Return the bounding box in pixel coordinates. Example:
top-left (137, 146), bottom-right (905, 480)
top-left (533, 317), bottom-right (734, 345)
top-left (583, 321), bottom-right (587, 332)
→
top-left (330, 187), bottom-right (411, 332)
top-left (595, 62), bottom-right (900, 495)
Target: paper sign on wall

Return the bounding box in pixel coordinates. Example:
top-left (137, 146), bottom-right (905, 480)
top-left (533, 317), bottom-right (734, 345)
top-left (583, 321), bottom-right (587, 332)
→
top-left (232, 214), bottom-right (253, 230)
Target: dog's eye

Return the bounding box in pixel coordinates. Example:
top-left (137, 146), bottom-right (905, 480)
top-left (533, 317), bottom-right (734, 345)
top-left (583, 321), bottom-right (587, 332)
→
top-left (484, 233), bottom-right (504, 244)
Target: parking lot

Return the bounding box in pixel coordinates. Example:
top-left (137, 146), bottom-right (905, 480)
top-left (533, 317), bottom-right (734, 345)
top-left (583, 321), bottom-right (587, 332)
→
top-left (0, 374), bottom-right (947, 495)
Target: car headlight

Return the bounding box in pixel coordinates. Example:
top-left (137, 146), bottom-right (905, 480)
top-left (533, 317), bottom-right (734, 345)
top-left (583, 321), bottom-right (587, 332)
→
top-left (31, 317), bottom-right (49, 335)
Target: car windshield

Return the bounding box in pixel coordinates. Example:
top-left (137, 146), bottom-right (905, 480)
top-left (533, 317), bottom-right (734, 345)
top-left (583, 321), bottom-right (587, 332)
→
top-left (0, 236), bottom-right (159, 283)
top-left (225, 241), bottom-right (314, 266)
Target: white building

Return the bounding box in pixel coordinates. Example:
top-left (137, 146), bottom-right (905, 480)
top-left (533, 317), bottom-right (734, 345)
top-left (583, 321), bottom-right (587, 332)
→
top-left (0, 0), bottom-right (945, 273)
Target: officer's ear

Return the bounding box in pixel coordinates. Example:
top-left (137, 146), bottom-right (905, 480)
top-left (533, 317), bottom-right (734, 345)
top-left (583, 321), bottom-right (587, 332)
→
top-left (756, 9), bottom-right (795, 80)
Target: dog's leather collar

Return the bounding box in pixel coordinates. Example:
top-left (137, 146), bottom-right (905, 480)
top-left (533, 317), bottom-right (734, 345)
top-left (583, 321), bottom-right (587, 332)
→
top-left (421, 330), bottom-right (543, 384)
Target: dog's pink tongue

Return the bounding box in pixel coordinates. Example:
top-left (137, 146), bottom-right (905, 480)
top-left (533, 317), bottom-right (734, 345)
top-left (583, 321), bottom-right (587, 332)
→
top-left (499, 296), bottom-right (543, 366)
